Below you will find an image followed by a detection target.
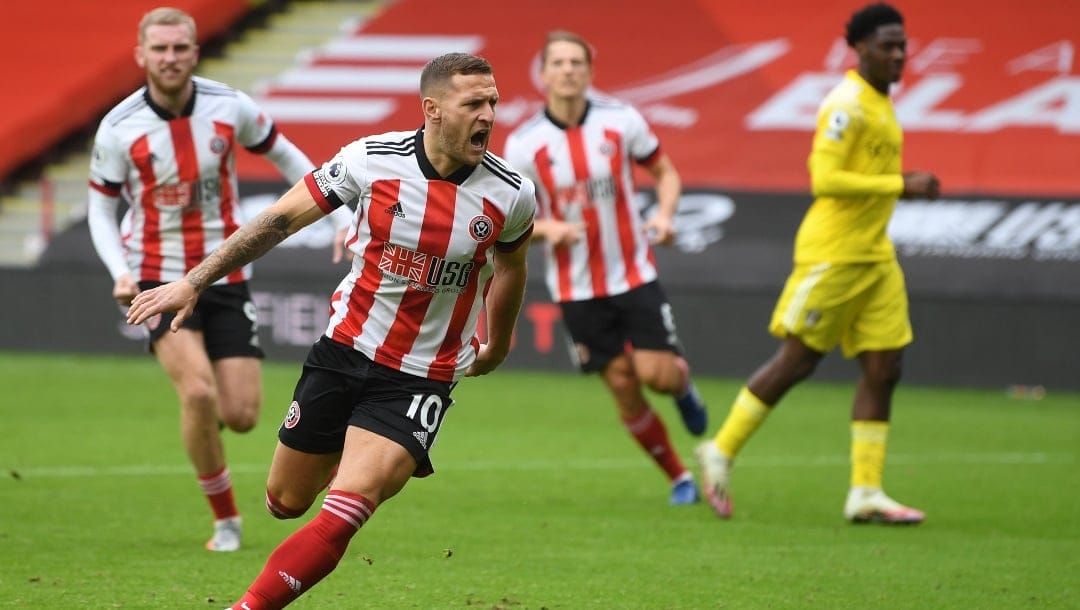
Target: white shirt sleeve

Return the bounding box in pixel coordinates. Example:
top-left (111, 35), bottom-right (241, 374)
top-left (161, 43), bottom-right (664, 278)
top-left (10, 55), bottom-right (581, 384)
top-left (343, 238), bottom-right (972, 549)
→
top-left (87, 188), bottom-right (131, 281)
top-left (327, 204), bottom-right (354, 232)
top-left (624, 104), bottom-right (661, 163)
top-left (309, 141), bottom-right (368, 210)
top-left (499, 179), bottom-right (538, 246)
top-left (87, 120), bottom-right (132, 281)
top-left (262, 132), bottom-right (316, 185)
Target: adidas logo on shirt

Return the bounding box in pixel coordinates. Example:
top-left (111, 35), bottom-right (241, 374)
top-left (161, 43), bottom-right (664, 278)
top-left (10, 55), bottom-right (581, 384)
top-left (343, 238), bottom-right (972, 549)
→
top-left (385, 201), bottom-right (406, 218)
top-left (412, 430), bottom-right (428, 449)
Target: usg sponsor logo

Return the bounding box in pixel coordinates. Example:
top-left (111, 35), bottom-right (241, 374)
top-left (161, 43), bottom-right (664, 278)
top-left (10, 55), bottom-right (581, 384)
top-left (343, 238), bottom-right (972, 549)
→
top-left (150, 178), bottom-right (222, 210)
top-left (379, 243), bottom-right (475, 293)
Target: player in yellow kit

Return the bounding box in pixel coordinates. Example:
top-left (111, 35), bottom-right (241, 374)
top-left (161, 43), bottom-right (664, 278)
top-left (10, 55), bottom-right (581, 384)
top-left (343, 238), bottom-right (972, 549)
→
top-left (696, 2), bottom-right (940, 523)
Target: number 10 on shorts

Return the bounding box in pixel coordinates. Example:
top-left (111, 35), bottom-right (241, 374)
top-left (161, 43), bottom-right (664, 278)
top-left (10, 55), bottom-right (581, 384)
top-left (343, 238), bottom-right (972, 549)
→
top-left (406, 394), bottom-right (446, 433)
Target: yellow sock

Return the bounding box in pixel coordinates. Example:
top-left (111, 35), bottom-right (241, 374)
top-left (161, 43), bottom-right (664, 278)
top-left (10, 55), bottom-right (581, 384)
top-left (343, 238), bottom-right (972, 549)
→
top-left (851, 421), bottom-right (889, 488)
top-left (713, 386), bottom-right (772, 459)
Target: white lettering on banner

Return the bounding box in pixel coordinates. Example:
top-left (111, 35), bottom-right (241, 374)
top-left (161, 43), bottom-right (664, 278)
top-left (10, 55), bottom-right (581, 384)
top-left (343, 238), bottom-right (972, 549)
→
top-left (894, 74), bottom-right (966, 130)
top-left (253, 26), bottom-right (1077, 136)
top-left (889, 200), bottom-right (1007, 245)
top-left (258, 32), bottom-right (783, 128)
top-left (1035, 206), bottom-right (1080, 255)
top-left (822, 38), bottom-right (855, 72)
top-left (252, 292), bottom-right (328, 347)
top-left (608, 40), bottom-right (791, 105)
top-left (985, 203), bottom-right (1080, 253)
top-left (889, 200), bottom-right (1080, 261)
top-left (746, 73), bottom-right (836, 129)
top-left (749, 36), bottom-right (1080, 134)
top-left (523, 39), bottom-right (789, 129)
top-left (819, 37), bottom-right (982, 73)
top-left (748, 73), bottom-right (1080, 133)
top-left (908, 38), bottom-right (983, 73)
top-left (966, 77), bottom-right (1080, 133)
top-left (1007, 41), bottom-right (1074, 75)
top-left (642, 104), bottom-right (699, 129)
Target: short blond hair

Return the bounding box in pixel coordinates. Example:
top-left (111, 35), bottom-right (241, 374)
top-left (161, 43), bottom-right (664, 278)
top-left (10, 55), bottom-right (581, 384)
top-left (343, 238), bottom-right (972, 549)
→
top-left (138, 7), bottom-right (197, 44)
top-left (541, 30), bottom-right (593, 66)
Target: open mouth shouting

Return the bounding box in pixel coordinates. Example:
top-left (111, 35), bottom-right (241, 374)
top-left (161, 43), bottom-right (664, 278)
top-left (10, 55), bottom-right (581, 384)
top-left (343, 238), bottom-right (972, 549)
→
top-left (470, 129), bottom-right (490, 153)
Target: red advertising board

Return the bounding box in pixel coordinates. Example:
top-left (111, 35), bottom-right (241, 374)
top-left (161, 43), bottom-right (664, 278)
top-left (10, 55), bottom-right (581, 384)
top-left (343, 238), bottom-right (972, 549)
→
top-left (0, 0), bottom-right (251, 181)
top-left (241, 0), bottom-right (1080, 197)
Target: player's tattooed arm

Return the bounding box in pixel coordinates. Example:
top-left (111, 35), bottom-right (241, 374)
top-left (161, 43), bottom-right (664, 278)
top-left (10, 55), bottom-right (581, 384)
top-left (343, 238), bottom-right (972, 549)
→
top-left (125, 185), bottom-right (325, 328)
top-left (183, 181), bottom-right (326, 292)
top-left (186, 212), bottom-right (290, 292)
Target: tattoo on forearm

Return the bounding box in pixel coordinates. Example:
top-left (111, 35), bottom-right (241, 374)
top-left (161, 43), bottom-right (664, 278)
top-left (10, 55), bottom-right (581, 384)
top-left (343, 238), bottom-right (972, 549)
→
top-left (186, 213), bottom-right (290, 291)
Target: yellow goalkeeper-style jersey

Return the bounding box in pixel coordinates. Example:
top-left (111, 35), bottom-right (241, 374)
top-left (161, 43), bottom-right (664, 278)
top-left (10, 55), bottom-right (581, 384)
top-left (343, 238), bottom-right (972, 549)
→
top-left (795, 69), bottom-right (906, 264)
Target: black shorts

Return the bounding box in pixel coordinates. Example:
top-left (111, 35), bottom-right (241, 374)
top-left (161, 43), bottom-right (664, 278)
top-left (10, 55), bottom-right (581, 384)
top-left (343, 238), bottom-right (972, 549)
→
top-left (138, 280), bottom-right (264, 360)
top-left (559, 281), bottom-right (683, 373)
top-left (277, 336), bottom-right (455, 478)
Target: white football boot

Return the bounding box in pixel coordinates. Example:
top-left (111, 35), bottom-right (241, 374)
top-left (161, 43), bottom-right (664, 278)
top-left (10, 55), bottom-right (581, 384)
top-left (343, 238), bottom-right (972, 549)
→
top-left (694, 442), bottom-right (734, 518)
top-left (206, 516), bottom-right (242, 551)
top-left (844, 487), bottom-right (925, 524)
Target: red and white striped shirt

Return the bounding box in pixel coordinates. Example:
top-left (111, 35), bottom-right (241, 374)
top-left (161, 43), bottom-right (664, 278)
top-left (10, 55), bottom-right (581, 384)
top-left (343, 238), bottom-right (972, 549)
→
top-left (89, 77), bottom-right (285, 285)
top-left (306, 129), bottom-right (536, 382)
top-left (504, 98), bottom-right (662, 302)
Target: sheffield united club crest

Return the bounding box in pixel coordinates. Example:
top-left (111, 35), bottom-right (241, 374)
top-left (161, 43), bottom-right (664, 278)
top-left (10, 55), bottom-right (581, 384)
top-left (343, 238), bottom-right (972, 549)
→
top-left (469, 215), bottom-right (493, 242)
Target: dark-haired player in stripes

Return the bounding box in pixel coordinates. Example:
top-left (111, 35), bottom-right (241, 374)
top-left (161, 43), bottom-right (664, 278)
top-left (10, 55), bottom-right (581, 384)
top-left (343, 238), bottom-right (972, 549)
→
top-left (696, 2), bottom-right (940, 523)
top-left (87, 7), bottom-right (347, 552)
top-left (128, 52), bottom-right (535, 608)
top-left (504, 31), bottom-right (707, 506)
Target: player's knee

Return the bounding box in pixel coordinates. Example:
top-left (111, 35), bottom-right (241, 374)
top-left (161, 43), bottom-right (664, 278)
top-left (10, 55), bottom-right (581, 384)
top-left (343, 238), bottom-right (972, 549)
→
top-left (179, 381), bottom-right (216, 411)
top-left (638, 368), bottom-right (675, 395)
top-left (220, 409), bottom-right (258, 433)
top-left (606, 370), bottom-right (638, 396)
top-left (602, 356), bottom-right (636, 387)
top-left (265, 488), bottom-right (311, 520)
top-left (218, 393), bottom-right (260, 432)
top-left (648, 356), bottom-right (694, 395)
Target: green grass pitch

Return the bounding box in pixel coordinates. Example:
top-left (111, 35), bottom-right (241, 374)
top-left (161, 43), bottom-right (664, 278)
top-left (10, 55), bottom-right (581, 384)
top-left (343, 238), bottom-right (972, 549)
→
top-left (2, 352), bottom-right (1077, 608)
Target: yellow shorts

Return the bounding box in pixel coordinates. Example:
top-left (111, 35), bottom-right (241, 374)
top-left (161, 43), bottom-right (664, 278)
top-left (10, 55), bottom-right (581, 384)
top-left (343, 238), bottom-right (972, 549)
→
top-left (768, 259), bottom-right (912, 358)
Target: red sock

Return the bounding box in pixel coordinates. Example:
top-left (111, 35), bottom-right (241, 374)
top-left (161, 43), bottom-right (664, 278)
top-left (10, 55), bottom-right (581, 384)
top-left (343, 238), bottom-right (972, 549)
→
top-left (622, 408), bottom-right (687, 481)
top-left (198, 466), bottom-right (238, 520)
top-left (230, 490), bottom-right (375, 609)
